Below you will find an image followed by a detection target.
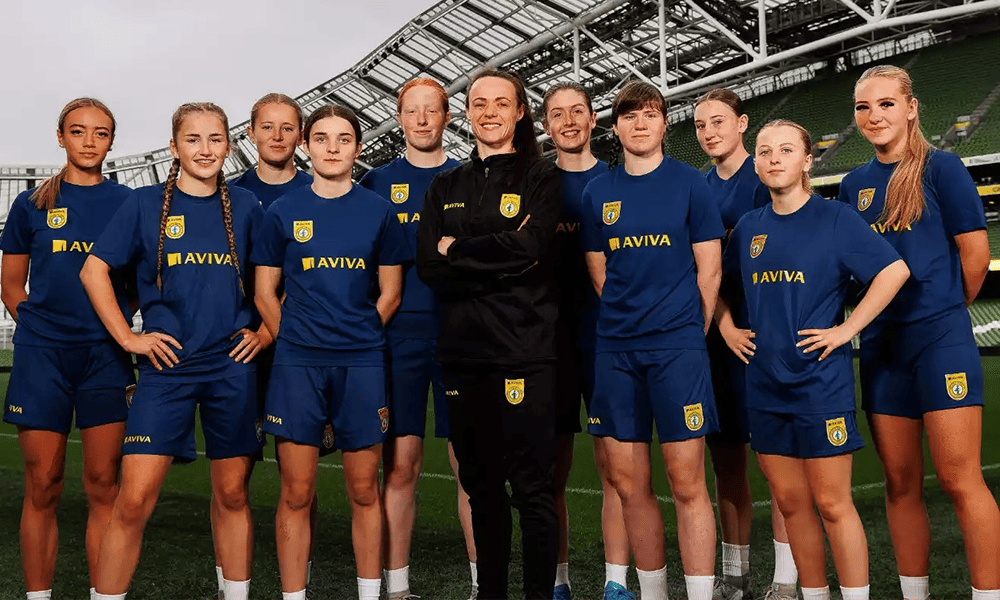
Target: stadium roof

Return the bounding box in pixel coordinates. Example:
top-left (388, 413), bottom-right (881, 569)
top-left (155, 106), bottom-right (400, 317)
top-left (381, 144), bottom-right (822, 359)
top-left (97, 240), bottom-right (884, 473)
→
top-left (2, 0), bottom-right (999, 213)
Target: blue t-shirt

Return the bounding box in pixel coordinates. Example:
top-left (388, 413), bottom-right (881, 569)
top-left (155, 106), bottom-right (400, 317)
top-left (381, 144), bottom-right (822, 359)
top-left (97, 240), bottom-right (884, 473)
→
top-left (837, 150), bottom-right (986, 325)
top-left (358, 156), bottom-right (460, 340)
top-left (725, 195), bottom-right (900, 414)
top-left (582, 157), bottom-right (725, 351)
top-left (229, 168), bottom-right (312, 211)
top-left (251, 184), bottom-right (411, 364)
top-left (553, 160), bottom-right (608, 350)
top-left (1, 179), bottom-right (132, 346)
top-left (90, 184), bottom-right (263, 379)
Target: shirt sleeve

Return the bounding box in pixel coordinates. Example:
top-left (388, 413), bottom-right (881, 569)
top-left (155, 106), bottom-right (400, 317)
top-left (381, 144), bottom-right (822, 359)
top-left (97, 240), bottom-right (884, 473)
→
top-left (446, 161), bottom-right (564, 274)
top-left (931, 151), bottom-right (987, 237)
top-left (90, 192), bottom-right (143, 270)
top-left (689, 175), bottom-right (726, 244)
top-left (835, 177), bottom-right (851, 205)
top-left (378, 207), bottom-right (411, 265)
top-left (0, 192), bottom-right (34, 254)
top-left (580, 183), bottom-right (604, 253)
top-left (250, 206), bottom-right (286, 268)
top-left (834, 205), bottom-right (901, 285)
top-left (357, 169), bottom-right (375, 192)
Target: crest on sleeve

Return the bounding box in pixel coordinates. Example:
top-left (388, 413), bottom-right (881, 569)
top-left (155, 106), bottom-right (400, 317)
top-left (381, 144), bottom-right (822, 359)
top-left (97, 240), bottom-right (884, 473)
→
top-left (505, 379), bottom-right (525, 405)
top-left (322, 423), bottom-right (335, 449)
top-left (858, 188), bottom-right (875, 212)
top-left (293, 220), bottom-right (313, 243)
top-left (378, 407), bottom-right (390, 433)
top-left (47, 208), bottom-right (68, 229)
top-left (945, 372), bottom-right (968, 401)
top-left (500, 194), bottom-right (520, 218)
top-left (749, 234), bottom-right (767, 258)
top-left (684, 403), bottom-right (704, 431)
top-left (602, 201), bottom-right (621, 225)
top-left (826, 417), bottom-right (848, 446)
top-left (390, 184), bottom-right (409, 204)
top-left (166, 215), bottom-right (185, 239)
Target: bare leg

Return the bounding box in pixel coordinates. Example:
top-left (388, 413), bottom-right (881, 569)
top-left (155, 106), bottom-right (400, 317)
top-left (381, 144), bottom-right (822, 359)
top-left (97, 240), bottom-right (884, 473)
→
top-left (80, 422), bottom-right (126, 588)
top-left (382, 435), bottom-right (424, 571)
top-left (18, 429), bottom-right (68, 592)
top-left (211, 456), bottom-right (254, 581)
top-left (593, 436), bottom-right (629, 565)
top-left (602, 438), bottom-right (665, 572)
top-left (447, 442), bottom-right (477, 563)
top-left (343, 445), bottom-right (384, 579)
top-left (803, 454), bottom-right (868, 588)
top-left (661, 437), bottom-right (716, 575)
top-left (275, 441), bottom-right (318, 593)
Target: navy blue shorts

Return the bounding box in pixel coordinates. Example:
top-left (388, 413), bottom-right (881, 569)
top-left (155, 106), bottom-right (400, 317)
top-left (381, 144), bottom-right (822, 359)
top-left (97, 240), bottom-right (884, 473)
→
top-left (4, 342), bottom-right (134, 433)
top-left (265, 363), bottom-right (388, 451)
top-left (588, 349), bottom-right (718, 443)
top-left (124, 365), bottom-right (261, 462)
top-left (705, 325), bottom-right (750, 446)
top-left (749, 409), bottom-right (864, 458)
top-left (387, 337), bottom-right (448, 438)
top-left (861, 307), bottom-right (984, 418)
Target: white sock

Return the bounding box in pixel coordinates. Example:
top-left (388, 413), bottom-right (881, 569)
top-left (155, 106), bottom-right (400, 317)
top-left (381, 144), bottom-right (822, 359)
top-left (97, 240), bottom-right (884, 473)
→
top-left (93, 594), bottom-right (126, 600)
top-left (685, 575), bottom-right (714, 600)
top-left (972, 588), bottom-right (1000, 600)
top-left (216, 566), bottom-right (224, 593)
top-left (722, 543), bottom-right (748, 578)
top-left (90, 588), bottom-right (96, 600)
top-left (358, 577), bottom-right (381, 600)
top-left (773, 540), bottom-right (798, 585)
top-left (282, 591), bottom-right (306, 600)
top-left (899, 575), bottom-right (929, 600)
top-left (26, 591), bottom-right (51, 600)
top-left (386, 566), bottom-right (410, 596)
top-left (222, 579), bottom-right (249, 600)
top-left (470, 561), bottom-right (478, 586)
top-left (606, 563), bottom-right (629, 587)
top-left (841, 584), bottom-right (869, 600)
top-left (636, 566), bottom-right (668, 600)
top-left (555, 563), bottom-right (570, 588)
top-left (306, 561), bottom-right (312, 587)
top-left (801, 586), bottom-right (830, 600)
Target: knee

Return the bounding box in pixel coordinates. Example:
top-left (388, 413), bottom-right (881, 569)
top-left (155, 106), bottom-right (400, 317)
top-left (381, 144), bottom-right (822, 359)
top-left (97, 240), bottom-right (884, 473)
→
top-left (771, 487), bottom-right (812, 518)
top-left (813, 492), bottom-right (856, 524)
top-left (666, 468), bottom-right (709, 507)
top-left (280, 479), bottom-right (315, 512)
top-left (883, 465), bottom-right (924, 503)
top-left (213, 478), bottom-right (249, 513)
top-left (83, 468), bottom-right (119, 508)
top-left (607, 468), bottom-right (648, 504)
top-left (937, 469), bottom-right (982, 504)
top-left (114, 487), bottom-right (157, 527)
top-left (385, 457), bottom-right (422, 490)
top-left (26, 470), bottom-right (65, 512)
top-left (346, 478), bottom-right (380, 509)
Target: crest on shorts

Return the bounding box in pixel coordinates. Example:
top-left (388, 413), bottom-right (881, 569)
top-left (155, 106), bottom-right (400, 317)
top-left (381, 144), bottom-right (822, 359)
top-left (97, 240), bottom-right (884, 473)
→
top-left (293, 220), bottom-right (313, 243)
top-left (166, 215), bottom-right (185, 239)
top-left (602, 201), bottom-right (621, 225)
top-left (945, 372), bottom-right (968, 401)
top-left (500, 194), bottom-right (520, 218)
top-left (684, 403), bottom-right (704, 431)
top-left (254, 418), bottom-right (263, 443)
top-left (47, 208), bottom-right (68, 229)
top-left (378, 407), bottom-right (390, 433)
top-left (125, 383), bottom-right (136, 408)
top-left (750, 234), bottom-right (767, 258)
top-left (390, 184), bottom-right (409, 204)
top-left (858, 188), bottom-right (875, 212)
top-left (826, 417), bottom-right (848, 446)
top-left (322, 423), bottom-right (335, 449)
top-left (505, 379), bottom-right (525, 405)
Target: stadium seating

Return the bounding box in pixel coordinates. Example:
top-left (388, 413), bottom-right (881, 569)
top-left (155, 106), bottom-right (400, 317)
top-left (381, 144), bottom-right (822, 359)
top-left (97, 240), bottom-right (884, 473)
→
top-left (952, 101), bottom-right (1000, 158)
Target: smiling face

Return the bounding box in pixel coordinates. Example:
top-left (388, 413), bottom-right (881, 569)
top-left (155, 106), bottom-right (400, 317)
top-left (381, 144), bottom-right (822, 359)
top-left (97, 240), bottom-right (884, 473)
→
top-left (249, 102), bottom-right (301, 168)
top-left (754, 124), bottom-right (813, 193)
top-left (169, 112), bottom-right (229, 184)
top-left (613, 102), bottom-right (667, 160)
top-left (543, 88), bottom-right (596, 155)
top-left (466, 76), bottom-right (524, 153)
top-left (397, 83), bottom-right (449, 153)
top-left (304, 115), bottom-right (361, 181)
top-left (694, 99), bottom-right (747, 160)
top-left (57, 106), bottom-right (114, 172)
top-left (854, 75), bottom-right (917, 156)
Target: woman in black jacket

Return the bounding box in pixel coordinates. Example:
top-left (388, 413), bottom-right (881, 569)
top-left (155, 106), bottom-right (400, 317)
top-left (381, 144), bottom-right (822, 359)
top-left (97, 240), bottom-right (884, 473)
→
top-left (416, 68), bottom-right (563, 600)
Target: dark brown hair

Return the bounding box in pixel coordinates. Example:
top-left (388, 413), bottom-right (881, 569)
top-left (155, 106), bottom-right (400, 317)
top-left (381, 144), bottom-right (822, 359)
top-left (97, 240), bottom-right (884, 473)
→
top-left (694, 88), bottom-right (744, 118)
top-left (466, 69), bottom-right (539, 161)
top-left (542, 82), bottom-right (594, 120)
top-left (304, 104), bottom-right (363, 144)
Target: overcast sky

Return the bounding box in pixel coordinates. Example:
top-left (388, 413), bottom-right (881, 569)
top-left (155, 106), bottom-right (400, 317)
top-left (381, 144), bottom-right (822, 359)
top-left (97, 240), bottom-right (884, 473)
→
top-left (1, 0), bottom-right (434, 165)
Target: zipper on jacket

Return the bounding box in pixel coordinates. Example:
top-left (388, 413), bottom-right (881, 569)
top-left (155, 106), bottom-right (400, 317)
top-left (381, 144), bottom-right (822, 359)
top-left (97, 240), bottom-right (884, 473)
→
top-left (477, 166), bottom-right (489, 207)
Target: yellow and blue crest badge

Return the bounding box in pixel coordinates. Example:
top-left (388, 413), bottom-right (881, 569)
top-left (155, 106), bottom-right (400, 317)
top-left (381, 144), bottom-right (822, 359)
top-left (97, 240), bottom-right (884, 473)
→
top-left (505, 379), bottom-right (525, 405)
top-left (826, 417), bottom-right (848, 446)
top-left (684, 403), bottom-right (704, 431)
top-left (390, 183), bottom-right (409, 204)
top-left (858, 188), bottom-right (875, 212)
top-left (322, 423), bottom-right (335, 449)
top-left (378, 407), bottom-right (390, 433)
top-left (500, 194), bottom-right (520, 218)
top-left (749, 234), bottom-right (767, 258)
top-left (293, 220), bottom-right (313, 243)
top-left (946, 372), bottom-right (968, 401)
top-left (602, 201), bottom-right (621, 225)
top-left (165, 215), bottom-right (185, 239)
top-left (47, 208), bottom-right (68, 229)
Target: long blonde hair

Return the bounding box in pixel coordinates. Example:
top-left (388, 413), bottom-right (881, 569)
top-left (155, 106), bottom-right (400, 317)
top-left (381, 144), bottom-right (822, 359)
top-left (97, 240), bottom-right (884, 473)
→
top-left (856, 65), bottom-right (930, 229)
top-left (31, 98), bottom-right (116, 211)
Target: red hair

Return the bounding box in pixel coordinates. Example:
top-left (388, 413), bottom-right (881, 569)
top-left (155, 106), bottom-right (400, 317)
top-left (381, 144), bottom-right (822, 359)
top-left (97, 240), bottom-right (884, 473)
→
top-left (397, 78), bottom-right (448, 114)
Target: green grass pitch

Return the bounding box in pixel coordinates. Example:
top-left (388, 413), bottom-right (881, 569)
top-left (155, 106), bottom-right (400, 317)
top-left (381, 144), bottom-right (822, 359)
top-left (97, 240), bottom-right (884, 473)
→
top-left (0, 354), bottom-right (998, 599)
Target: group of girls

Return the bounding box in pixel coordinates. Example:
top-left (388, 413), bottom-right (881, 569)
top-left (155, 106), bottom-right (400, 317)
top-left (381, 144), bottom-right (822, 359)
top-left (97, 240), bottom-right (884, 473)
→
top-left (1, 62), bottom-right (996, 600)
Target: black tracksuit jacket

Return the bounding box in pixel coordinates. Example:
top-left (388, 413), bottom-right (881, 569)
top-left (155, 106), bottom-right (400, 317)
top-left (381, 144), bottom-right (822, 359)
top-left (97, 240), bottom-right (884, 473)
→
top-left (415, 151), bottom-right (564, 366)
